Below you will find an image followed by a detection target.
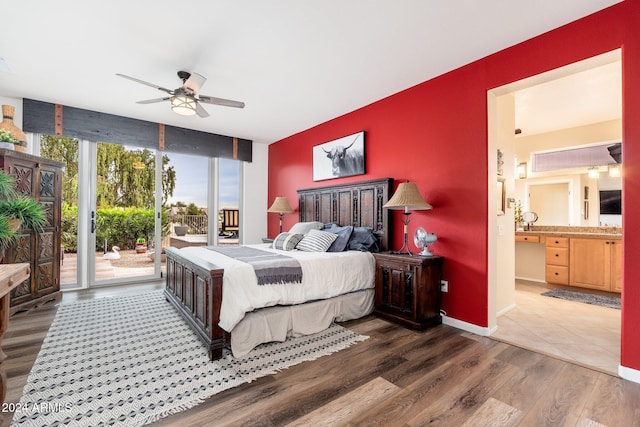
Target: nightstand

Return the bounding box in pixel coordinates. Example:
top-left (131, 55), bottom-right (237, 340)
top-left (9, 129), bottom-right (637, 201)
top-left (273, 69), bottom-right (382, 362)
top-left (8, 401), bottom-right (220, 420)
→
top-left (262, 237), bottom-right (274, 244)
top-left (373, 252), bottom-right (444, 330)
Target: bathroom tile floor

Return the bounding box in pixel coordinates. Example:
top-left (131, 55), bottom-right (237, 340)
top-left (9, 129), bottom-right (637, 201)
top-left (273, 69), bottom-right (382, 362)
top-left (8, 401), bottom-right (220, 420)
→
top-left (492, 280), bottom-right (620, 375)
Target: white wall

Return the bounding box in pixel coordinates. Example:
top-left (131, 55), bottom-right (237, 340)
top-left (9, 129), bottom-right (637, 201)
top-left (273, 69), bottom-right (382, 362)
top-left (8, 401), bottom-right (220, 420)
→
top-left (241, 143), bottom-right (268, 244)
top-left (495, 94), bottom-right (516, 316)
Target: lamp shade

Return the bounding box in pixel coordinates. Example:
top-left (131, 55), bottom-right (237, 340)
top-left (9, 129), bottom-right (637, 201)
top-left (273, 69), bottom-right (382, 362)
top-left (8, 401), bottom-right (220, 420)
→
top-left (171, 95), bottom-right (197, 116)
top-left (268, 196), bottom-right (294, 213)
top-left (383, 182), bottom-right (432, 210)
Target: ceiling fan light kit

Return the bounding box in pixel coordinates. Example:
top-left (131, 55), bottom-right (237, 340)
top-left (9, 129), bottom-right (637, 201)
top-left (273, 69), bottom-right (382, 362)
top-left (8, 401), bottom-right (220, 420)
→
top-left (116, 70), bottom-right (244, 118)
top-left (170, 95), bottom-right (197, 116)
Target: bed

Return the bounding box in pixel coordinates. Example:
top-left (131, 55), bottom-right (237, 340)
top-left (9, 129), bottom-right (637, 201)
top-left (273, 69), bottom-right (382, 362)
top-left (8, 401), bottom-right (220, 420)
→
top-left (164, 177), bottom-right (393, 360)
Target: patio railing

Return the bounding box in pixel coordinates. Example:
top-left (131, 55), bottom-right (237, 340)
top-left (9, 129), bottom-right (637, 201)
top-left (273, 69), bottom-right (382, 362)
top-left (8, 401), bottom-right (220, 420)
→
top-left (171, 214), bottom-right (208, 234)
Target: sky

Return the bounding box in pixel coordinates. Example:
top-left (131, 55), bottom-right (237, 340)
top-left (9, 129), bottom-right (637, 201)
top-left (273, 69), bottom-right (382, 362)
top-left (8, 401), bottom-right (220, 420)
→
top-left (165, 152), bottom-right (239, 209)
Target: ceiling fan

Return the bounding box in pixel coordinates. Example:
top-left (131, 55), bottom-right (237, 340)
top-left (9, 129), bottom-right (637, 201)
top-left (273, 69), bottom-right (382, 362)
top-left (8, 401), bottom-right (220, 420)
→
top-left (116, 70), bottom-right (245, 118)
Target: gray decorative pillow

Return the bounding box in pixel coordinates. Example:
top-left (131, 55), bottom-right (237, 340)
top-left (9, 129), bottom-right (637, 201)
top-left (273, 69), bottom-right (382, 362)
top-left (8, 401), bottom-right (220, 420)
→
top-left (347, 227), bottom-right (380, 252)
top-left (272, 232), bottom-right (304, 251)
top-left (325, 225), bottom-right (354, 252)
top-left (288, 221), bottom-right (324, 235)
top-left (296, 229), bottom-right (338, 252)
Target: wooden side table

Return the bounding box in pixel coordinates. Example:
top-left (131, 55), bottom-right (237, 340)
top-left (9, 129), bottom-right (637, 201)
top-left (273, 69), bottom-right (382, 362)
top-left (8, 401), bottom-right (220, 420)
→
top-left (373, 252), bottom-right (443, 330)
top-left (0, 263), bottom-right (30, 403)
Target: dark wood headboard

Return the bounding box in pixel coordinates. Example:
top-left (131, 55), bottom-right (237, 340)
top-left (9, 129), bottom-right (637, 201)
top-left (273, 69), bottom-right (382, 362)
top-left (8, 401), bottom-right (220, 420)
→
top-left (297, 178), bottom-right (393, 251)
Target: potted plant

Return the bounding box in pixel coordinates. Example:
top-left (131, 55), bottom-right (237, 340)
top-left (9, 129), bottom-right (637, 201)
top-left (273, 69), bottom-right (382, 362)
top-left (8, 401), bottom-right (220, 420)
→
top-left (0, 129), bottom-right (19, 151)
top-left (0, 105), bottom-right (27, 152)
top-left (135, 237), bottom-right (147, 253)
top-left (0, 170), bottom-right (47, 259)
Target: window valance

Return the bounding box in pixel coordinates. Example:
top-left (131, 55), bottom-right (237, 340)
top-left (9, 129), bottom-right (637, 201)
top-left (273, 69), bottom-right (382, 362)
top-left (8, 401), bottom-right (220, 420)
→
top-left (22, 98), bottom-right (252, 162)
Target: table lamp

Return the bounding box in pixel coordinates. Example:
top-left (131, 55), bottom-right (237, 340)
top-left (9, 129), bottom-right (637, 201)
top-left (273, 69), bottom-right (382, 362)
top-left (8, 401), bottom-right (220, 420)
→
top-left (383, 181), bottom-right (432, 255)
top-left (267, 196), bottom-right (294, 234)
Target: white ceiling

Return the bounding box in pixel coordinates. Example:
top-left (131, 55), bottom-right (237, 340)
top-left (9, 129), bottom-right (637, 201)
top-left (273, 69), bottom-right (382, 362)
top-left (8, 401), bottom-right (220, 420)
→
top-left (514, 59), bottom-right (622, 136)
top-left (0, 0), bottom-right (621, 145)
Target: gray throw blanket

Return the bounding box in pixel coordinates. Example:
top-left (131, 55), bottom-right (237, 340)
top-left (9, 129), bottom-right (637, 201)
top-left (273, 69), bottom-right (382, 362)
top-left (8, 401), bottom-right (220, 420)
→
top-left (206, 246), bottom-right (303, 285)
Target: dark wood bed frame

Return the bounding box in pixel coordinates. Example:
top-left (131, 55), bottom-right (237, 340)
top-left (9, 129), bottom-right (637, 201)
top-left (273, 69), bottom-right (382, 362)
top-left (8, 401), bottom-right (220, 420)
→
top-left (164, 177), bottom-right (393, 360)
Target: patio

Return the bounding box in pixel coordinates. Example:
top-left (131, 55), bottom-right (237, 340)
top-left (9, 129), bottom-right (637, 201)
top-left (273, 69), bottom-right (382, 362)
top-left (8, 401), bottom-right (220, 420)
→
top-left (60, 235), bottom-right (238, 288)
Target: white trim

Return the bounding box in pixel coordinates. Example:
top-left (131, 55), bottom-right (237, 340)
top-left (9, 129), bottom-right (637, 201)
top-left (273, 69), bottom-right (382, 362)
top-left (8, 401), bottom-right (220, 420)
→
top-left (442, 316), bottom-right (496, 336)
top-left (496, 303), bottom-right (516, 317)
top-left (515, 276), bottom-right (546, 284)
top-left (209, 157), bottom-right (219, 245)
top-left (619, 365), bottom-right (640, 384)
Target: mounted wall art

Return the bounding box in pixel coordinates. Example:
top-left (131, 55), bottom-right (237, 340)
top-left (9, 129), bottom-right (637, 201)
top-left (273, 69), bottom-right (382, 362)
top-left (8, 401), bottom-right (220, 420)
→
top-left (312, 131), bottom-right (365, 181)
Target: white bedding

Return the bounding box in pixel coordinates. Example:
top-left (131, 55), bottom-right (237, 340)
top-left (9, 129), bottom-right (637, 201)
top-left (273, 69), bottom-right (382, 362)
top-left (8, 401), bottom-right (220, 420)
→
top-left (178, 244), bottom-right (376, 331)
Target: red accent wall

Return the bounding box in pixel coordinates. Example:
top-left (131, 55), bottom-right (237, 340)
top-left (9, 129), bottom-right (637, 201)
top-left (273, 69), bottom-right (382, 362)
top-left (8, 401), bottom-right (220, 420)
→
top-left (269, 1), bottom-right (640, 371)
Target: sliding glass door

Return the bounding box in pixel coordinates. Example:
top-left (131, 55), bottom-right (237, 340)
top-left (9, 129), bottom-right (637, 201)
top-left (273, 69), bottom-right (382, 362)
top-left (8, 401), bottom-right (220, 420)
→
top-left (90, 141), bottom-right (162, 285)
top-left (38, 137), bottom-right (163, 288)
top-left (36, 134), bottom-right (241, 289)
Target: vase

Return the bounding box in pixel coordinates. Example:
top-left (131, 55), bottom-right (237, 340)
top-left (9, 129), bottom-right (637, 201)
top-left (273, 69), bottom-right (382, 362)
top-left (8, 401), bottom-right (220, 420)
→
top-left (0, 104), bottom-right (27, 145)
top-left (9, 218), bottom-right (22, 232)
top-left (174, 226), bottom-right (188, 236)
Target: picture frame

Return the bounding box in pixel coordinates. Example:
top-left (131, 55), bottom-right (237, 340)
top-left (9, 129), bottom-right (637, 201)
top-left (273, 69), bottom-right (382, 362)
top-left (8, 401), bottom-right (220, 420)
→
top-left (497, 149), bottom-right (504, 176)
top-left (313, 131), bottom-right (365, 181)
top-left (497, 177), bottom-right (506, 215)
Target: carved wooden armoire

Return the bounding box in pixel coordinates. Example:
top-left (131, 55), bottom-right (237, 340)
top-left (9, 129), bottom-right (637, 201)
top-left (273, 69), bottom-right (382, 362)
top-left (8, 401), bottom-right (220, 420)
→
top-left (0, 149), bottom-right (64, 314)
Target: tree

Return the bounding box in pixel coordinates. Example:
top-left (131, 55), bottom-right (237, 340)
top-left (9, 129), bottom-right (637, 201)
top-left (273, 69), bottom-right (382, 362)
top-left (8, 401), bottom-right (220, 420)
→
top-left (40, 136), bottom-right (176, 208)
top-left (39, 135), bottom-right (79, 204)
top-left (185, 203), bottom-right (204, 216)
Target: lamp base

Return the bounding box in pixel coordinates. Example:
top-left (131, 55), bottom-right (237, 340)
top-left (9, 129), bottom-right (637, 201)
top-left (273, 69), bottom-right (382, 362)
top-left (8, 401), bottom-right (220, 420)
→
top-left (391, 249), bottom-right (415, 256)
top-left (391, 211), bottom-right (414, 255)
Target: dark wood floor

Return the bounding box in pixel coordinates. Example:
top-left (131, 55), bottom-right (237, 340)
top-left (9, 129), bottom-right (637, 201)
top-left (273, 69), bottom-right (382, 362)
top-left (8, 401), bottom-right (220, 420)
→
top-left (2, 284), bottom-right (640, 427)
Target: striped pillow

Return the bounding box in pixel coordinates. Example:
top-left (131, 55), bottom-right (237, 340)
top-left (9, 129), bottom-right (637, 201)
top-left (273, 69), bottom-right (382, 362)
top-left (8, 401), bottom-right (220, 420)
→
top-left (272, 232), bottom-right (304, 251)
top-left (296, 229), bottom-right (338, 252)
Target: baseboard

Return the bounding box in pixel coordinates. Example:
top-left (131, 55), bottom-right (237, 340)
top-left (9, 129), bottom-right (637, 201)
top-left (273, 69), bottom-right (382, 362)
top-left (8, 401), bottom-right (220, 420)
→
top-left (619, 365), bottom-right (640, 384)
top-left (515, 276), bottom-right (546, 284)
top-left (496, 303), bottom-right (516, 317)
top-left (442, 316), bottom-right (495, 336)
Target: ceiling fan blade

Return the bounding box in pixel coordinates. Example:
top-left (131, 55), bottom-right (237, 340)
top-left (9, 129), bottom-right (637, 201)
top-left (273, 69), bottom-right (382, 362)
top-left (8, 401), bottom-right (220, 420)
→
top-left (195, 102), bottom-right (210, 118)
top-left (183, 72), bottom-right (207, 94)
top-left (136, 97), bottom-right (171, 104)
top-left (198, 95), bottom-right (245, 109)
top-left (116, 73), bottom-right (174, 94)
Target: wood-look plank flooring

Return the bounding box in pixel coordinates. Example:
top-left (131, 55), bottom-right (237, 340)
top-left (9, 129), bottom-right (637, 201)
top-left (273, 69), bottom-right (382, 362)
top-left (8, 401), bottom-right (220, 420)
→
top-left (2, 284), bottom-right (640, 427)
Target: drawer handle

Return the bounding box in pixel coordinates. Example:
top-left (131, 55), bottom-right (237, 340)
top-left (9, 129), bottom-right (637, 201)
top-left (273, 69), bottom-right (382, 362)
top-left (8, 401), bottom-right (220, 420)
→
top-left (524, 237), bottom-right (528, 240)
top-left (555, 272), bottom-right (559, 276)
top-left (555, 241), bottom-right (559, 244)
top-left (555, 254), bottom-right (559, 257)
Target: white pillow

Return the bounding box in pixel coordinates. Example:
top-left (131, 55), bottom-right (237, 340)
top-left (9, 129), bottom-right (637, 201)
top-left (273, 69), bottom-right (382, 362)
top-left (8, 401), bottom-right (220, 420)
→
top-left (288, 221), bottom-right (323, 235)
top-left (272, 232), bottom-right (304, 251)
top-left (296, 229), bottom-right (338, 252)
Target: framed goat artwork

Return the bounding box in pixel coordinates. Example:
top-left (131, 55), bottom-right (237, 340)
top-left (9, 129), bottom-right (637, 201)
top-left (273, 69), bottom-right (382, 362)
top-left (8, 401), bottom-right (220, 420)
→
top-left (313, 131), bottom-right (365, 181)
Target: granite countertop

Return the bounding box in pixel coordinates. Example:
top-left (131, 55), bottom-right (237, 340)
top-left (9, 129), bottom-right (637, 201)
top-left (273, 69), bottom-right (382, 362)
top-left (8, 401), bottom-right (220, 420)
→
top-left (516, 226), bottom-right (622, 238)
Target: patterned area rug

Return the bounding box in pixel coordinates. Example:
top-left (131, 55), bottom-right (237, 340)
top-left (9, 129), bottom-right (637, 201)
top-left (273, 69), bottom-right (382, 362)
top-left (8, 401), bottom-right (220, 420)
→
top-left (541, 288), bottom-right (621, 309)
top-left (12, 291), bottom-right (367, 426)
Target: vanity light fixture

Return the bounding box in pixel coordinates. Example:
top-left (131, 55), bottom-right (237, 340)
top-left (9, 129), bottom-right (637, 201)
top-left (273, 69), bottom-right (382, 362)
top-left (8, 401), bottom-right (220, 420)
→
top-left (608, 164), bottom-right (621, 178)
top-left (588, 167), bottom-right (600, 179)
top-left (517, 162), bottom-right (527, 179)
